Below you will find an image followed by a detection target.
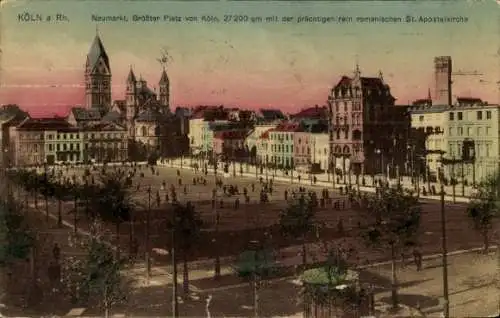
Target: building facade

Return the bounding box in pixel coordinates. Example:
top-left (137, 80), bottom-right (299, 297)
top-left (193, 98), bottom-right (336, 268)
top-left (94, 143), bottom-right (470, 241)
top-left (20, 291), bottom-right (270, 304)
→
top-left (14, 118), bottom-right (71, 166)
top-left (311, 133), bottom-right (329, 171)
top-left (245, 124), bottom-right (277, 163)
top-left (269, 122), bottom-right (298, 169)
top-left (293, 130), bottom-right (311, 168)
top-left (327, 65), bottom-right (410, 178)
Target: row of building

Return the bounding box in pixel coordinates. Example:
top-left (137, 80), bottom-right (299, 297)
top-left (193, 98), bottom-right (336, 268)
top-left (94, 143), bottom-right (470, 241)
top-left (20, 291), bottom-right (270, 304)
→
top-left (1, 32), bottom-right (496, 185)
top-left (186, 56), bottom-right (499, 184)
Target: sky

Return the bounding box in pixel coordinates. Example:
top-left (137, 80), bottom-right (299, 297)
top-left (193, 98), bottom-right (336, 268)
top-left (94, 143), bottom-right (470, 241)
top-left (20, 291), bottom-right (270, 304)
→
top-left (0, 0), bottom-right (498, 117)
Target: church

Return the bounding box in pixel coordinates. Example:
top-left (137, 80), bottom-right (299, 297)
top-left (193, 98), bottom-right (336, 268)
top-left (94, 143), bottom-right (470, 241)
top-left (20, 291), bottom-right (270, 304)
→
top-left (66, 31), bottom-right (186, 161)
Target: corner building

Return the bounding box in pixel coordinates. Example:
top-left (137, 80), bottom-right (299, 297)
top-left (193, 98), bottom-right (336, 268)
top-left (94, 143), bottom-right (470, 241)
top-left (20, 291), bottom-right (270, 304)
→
top-left (327, 65), bottom-right (410, 180)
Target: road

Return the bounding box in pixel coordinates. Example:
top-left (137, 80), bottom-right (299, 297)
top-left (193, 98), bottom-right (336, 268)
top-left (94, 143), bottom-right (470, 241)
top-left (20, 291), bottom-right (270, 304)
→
top-left (23, 163), bottom-right (494, 269)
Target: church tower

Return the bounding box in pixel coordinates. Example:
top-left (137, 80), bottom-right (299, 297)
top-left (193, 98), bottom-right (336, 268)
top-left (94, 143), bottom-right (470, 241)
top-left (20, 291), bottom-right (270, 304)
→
top-left (433, 56), bottom-right (452, 106)
top-left (159, 68), bottom-right (170, 113)
top-left (125, 67), bottom-right (137, 137)
top-left (85, 30), bottom-right (111, 113)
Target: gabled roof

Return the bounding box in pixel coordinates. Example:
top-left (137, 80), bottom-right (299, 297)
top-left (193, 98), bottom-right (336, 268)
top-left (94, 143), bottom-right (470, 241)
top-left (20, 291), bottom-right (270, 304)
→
top-left (70, 107), bottom-right (102, 121)
top-left (87, 35), bottom-right (110, 73)
top-left (83, 122), bottom-right (126, 132)
top-left (292, 106), bottom-right (327, 119)
top-left (136, 108), bottom-right (169, 123)
top-left (456, 97), bottom-right (483, 105)
top-left (335, 75), bottom-right (389, 90)
top-left (17, 117), bottom-right (71, 131)
top-left (258, 109), bottom-right (285, 120)
top-left (102, 110), bottom-right (123, 123)
top-left (412, 98), bottom-right (432, 106)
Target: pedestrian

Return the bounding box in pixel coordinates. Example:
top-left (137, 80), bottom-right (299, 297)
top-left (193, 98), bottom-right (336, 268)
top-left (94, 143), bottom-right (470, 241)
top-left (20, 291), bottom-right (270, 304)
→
top-left (413, 248), bottom-right (423, 271)
top-left (52, 243), bottom-right (61, 262)
top-left (165, 193), bottom-right (169, 203)
top-left (284, 190), bottom-right (288, 200)
top-left (251, 183), bottom-right (255, 192)
top-left (183, 185), bottom-right (187, 195)
top-left (156, 190), bottom-right (161, 207)
top-left (235, 197), bottom-right (240, 210)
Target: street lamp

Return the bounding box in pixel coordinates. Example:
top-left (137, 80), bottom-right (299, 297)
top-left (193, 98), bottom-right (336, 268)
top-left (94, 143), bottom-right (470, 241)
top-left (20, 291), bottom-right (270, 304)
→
top-left (375, 148), bottom-right (385, 184)
top-left (435, 150), bottom-right (450, 318)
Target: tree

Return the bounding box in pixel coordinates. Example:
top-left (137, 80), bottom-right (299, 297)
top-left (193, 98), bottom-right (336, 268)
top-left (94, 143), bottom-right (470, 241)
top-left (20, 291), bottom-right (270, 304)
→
top-left (38, 170), bottom-right (55, 223)
top-left (91, 170), bottom-right (133, 259)
top-left (279, 195), bottom-right (316, 268)
top-left (0, 198), bottom-right (35, 266)
top-left (61, 223), bottom-right (128, 318)
top-left (466, 172), bottom-right (500, 253)
top-left (353, 184), bottom-right (421, 309)
top-left (301, 247), bottom-right (366, 318)
top-left (234, 237), bottom-right (278, 318)
top-left (169, 202), bottom-right (203, 297)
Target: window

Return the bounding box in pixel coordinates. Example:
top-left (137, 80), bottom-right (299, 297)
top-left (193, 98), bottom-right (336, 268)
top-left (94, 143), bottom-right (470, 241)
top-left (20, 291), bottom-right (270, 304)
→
top-left (63, 144), bottom-right (67, 151)
top-left (63, 134), bottom-right (67, 140)
top-left (467, 127), bottom-right (472, 136)
top-left (477, 111), bottom-right (483, 120)
top-left (449, 112), bottom-right (454, 120)
top-left (486, 126), bottom-right (491, 135)
top-left (419, 116), bottom-right (424, 122)
top-left (477, 127), bottom-right (483, 136)
top-left (56, 144), bottom-right (60, 151)
top-left (458, 127), bottom-right (463, 136)
top-left (458, 112), bottom-right (463, 120)
top-left (486, 111), bottom-right (492, 119)
top-left (48, 134), bottom-right (53, 140)
top-left (48, 144), bottom-right (53, 151)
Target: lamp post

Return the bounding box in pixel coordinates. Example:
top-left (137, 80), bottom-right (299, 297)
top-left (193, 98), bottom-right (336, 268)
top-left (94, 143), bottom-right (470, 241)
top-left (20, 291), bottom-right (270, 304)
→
top-left (213, 188), bottom-right (221, 279)
top-left (375, 148), bottom-right (385, 184)
top-left (146, 186), bottom-right (152, 285)
top-left (434, 150), bottom-right (449, 318)
top-left (171, 204), bottom-right (179, 317)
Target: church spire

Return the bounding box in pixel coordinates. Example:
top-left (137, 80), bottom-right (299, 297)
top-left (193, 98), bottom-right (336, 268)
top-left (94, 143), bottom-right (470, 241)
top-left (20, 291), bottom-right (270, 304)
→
top-left (159, 68), bottom-right (169, 84)
top-left (127, 65), bottom-right (136, 83)
top-left (378, 70), bottom-right (383, 81)
top-left (427, 87), bottom-right (432, 100)
top-left (353, 55), bottom-right (361, 78)
top-left (87, 31), bottom-right (110, 73)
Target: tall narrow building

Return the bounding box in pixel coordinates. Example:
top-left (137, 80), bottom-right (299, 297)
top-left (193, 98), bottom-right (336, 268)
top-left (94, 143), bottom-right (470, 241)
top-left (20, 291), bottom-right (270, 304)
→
top-left (158, 68), bottom-right (170, 113)
top-left (433, 56), bottom-right (452, 106)
top-left (85, 32), bottom-right (112, 113)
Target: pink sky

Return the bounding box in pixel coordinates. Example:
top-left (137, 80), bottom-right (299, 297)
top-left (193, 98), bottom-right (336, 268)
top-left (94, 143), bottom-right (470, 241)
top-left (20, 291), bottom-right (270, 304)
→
top-left (1, 0), bottom-right (498, 117)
